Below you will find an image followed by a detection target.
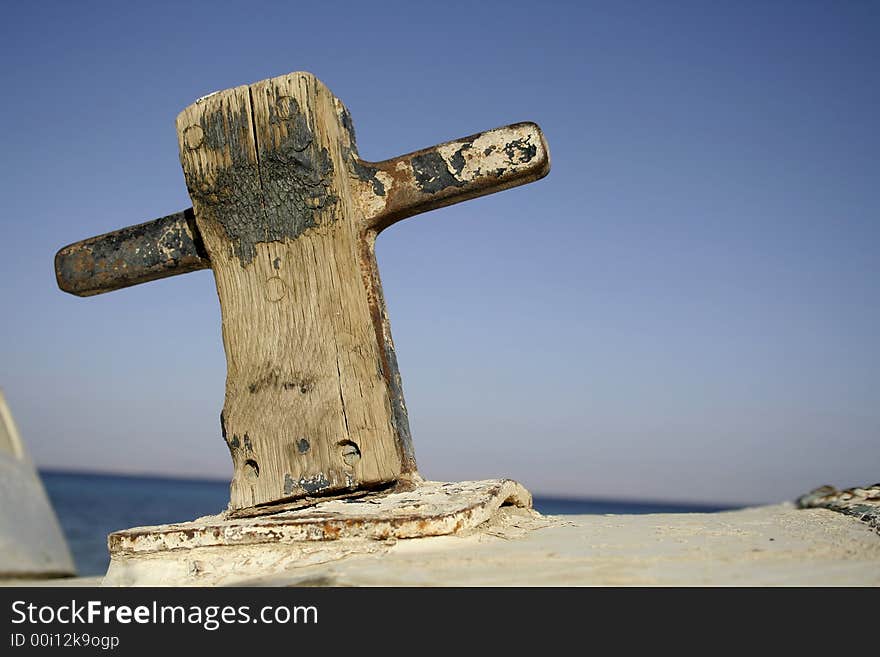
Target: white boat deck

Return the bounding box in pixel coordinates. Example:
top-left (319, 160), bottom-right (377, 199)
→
top-left (6, 502), bottom-right (875, 586)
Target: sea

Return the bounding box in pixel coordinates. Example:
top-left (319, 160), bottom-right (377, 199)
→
top-left (40, 470), bottom-right (734, 576)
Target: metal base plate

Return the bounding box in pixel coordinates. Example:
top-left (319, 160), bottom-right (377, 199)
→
top-left (103, 479), bottom-right (532, 586)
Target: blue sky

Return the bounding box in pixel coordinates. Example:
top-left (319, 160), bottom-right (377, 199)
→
top-left (0, 1), bottom-right (877, 504)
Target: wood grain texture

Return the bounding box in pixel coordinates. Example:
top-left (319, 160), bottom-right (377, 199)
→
top-left (171, 71), bottom-right (550, 511)
top-left (177, 74), bottom-right (404, 510)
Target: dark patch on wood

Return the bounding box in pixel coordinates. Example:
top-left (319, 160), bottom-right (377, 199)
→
top-left (358, 239), bottom-right (417, 474)
top-left (340, 111), bottom-right (384, 198)
top-left (300, 473), bottom-right (331, 494)
top-left (340, 105), bottom-right (356, 144)
top-left (54, 208), bottom-right (209, 297)
top-left (283, 472), bottom-right (331, 495)
top-left (381, 338), bottom-right (415, 471)
top-left (297, 438), bottom-right (310, 454)
top-left (184, 99), bottom-right (267, 266)
top-left (284, 380), bottom-right (314, 394)
top-left (410, 151), bottom-right (464, 194)
top-left (256, 93), bottom-right (337, 263)
top-left (248, 367), bottom-right (315, 394)
top-left (272, 257), bottom-right (281, 269)
top-left (185, 94), bottom-right (337, 266)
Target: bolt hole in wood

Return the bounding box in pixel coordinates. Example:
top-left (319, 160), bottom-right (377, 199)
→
top-left (265, 276), bottom-right (286, 301)
top-left (243, 459), bottom-right (260, 481)
top-left (338, 440), bottom-right (361, 466)
top-left (183, 125), bottom-right (203, 150)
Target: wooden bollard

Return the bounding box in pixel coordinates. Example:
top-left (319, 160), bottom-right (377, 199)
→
top-left (56, 71), bottom-right (550, 511)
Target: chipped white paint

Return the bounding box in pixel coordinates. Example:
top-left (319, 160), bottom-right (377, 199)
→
top-left (352, 168), bottom-right (394, 218)
top-left (0, 389), bottom-right (76, 578)
top-left (436, 124), bottom-right (548, 183)
top-left (104, 479), bottom-right (530, 585)
top-left (157, 222), bottom-right (191, 260)
top-left (109, 479), bottom-right (531, 556)
top-left (195, 90), bottom-right (221, 104)
top-left (354, 122), bottom-right (550, 232)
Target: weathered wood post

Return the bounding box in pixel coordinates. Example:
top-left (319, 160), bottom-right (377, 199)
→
top-left (56, 71), bottom-right (549, 515)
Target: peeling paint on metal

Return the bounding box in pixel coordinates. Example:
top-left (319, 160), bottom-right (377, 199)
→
top-left (410, 151), bottom-right (465, 194)
top-left (435, 124), bottom-right (545, 184)
top-left (54, 209), bottom-right (209, 297)
top-left (351, 159), bottom-right (386, 197)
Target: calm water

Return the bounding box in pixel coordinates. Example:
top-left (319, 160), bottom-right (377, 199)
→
top-left (40, 470), bottom-right (733, 576)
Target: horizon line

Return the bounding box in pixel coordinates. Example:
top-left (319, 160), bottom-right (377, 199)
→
top-left (37, 466), bottom-right (746, 510)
